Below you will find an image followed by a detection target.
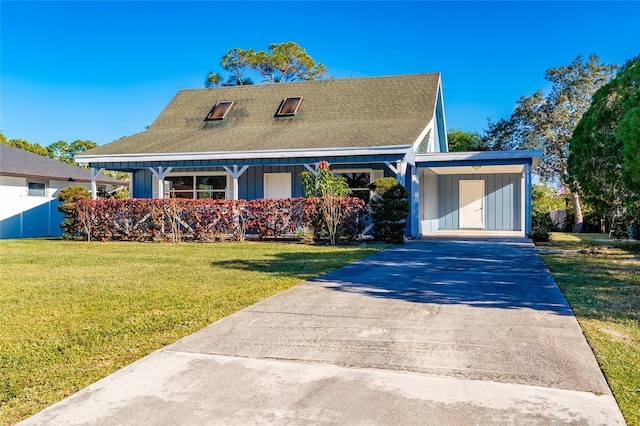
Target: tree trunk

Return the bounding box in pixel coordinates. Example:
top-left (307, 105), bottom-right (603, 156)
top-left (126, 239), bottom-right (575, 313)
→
top-left (571, 191), bottom-right (584, 233)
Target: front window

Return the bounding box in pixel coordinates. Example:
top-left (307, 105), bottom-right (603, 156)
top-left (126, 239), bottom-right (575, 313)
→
top-left (164, 174), bottom-right (227, 199)
top-left (333, 171), bottom-right (372, 203)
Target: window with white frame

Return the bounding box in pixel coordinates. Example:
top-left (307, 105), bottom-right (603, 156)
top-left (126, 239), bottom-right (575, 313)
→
top-left (332, 169), bottom-right (383, 203)
top-left (28, 182), bottom-right (46, 197)
top-left (163, 174), bottom-right (228, 199)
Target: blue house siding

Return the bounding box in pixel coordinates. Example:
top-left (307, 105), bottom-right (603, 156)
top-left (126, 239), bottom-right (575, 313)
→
top-left (437, 173), bottom-right (521, 231)
top-left (132, 169), bottom-right (154, 198)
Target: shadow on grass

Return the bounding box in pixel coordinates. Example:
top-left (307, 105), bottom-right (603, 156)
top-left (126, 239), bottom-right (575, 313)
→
top-left (213, 239), bottom-right (575, 316)
top-left (210, 250), bottom-right (378, 281)
top-left (543, 252), bottom-right (640, 323)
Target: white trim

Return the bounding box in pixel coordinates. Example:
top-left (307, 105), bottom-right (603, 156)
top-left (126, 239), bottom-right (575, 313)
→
top-left (384, 161), bottom-right (398, 174)
top-left (76, 145), bottom-right (413, 164)
top-left (436, 78), bottom-right (448, 152)
top-left (222, 165), bottom-right (249, 179)
top-left (411, 119), bottom-right (433, 152)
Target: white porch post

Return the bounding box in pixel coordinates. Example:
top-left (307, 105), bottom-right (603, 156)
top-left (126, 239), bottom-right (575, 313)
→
top-left (411, 166), bottom-right (420, 237)
top-left (148, 166), bottom-right (173, 199)
top-left (524, 162), bottom-right (532, 235)
top-left (128, 173), bottom-right (133, 198)
top-left (90, 168), bottom-right (105, 200)
top-left (222, 165), bottom-right (249, 200)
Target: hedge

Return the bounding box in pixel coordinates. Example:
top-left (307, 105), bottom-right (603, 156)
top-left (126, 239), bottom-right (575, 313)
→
top-left (62, 197), bottom-right (366, 243)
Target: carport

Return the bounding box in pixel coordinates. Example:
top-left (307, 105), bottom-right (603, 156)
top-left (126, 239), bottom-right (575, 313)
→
top-left (414, 150), bottom-right (542, 238)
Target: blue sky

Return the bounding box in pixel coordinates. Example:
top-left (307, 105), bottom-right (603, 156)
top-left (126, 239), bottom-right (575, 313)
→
top-left (2, 1), bottom-right (639, 146)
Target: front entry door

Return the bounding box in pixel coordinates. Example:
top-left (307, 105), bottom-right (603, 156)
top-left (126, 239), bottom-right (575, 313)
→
top-left (459, 180), bottom-right (484, 229)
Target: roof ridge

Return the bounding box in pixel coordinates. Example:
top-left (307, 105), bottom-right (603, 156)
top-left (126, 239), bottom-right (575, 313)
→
top-left (176, 72), bottom-right (441, 93)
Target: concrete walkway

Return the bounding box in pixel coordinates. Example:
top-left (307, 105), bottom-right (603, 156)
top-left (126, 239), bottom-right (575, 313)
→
top-left (21, 239), bottom-right (625, 425)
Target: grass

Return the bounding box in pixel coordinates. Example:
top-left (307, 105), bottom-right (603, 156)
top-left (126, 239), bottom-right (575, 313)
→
top-left (0, 239), bottom-right (386, 425)
top-left (537, 233), bottom-right (640, 425)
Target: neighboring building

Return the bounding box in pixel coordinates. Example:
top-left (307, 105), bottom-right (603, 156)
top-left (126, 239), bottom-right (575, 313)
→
top-left (0, 144), bottom-right (125, 239)
top-left (77, 73), bottom-right (541, 238)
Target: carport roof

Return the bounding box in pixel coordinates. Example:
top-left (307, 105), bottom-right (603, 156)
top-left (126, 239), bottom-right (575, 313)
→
top-left (415, 150), bottom-right (542, 172)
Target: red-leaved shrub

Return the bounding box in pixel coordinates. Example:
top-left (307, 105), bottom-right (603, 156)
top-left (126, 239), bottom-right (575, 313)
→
top-left (62, 197), bottom-right (365, 243)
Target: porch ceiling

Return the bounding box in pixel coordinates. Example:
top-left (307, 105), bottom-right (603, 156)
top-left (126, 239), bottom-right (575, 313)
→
top-left (428, 164), bottom-right (524, 175)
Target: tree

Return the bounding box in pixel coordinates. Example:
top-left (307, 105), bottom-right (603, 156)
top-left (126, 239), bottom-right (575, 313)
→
top-left (483, 54), bottom-right (617, 232)
top-left (205, 48), bottom-right (254, 87)
top-left (447, 129), bottom-right (488, 152)
top-left (569, 56), bottom-right (640, 225)
top-left (532, 184), bottom-right (567, 216)
top-left (205, 41), bottom-right (327, 88)
top-left (48, 140), bottom-right (98, 165)
top-left (0, 133), bottom-right (49, 156)
top-left (48, 140), bottom-right (73, 163)
top-left (620, 107), bottom-right (640, 191)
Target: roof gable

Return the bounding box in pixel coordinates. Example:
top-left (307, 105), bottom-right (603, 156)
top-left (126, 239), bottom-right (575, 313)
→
top-left (81, 73), bottom-right (442, 158)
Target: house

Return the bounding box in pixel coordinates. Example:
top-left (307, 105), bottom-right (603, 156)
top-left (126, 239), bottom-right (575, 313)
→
top-left (76, 73), bottom-right (541, 238)
top-left (0, 144), bottom-right (125, 239)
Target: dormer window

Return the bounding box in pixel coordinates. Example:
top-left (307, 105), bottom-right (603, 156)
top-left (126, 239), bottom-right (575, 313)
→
top-left (205, 101), bottom-right (233, 120)
top-left (275, 97), bottom-right (302, 116)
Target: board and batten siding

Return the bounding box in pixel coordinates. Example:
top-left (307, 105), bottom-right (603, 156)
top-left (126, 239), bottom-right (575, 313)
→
top-left (132, 169), bottom-right (154, 198)
top-left (437, 173), bottom-right (522, 230)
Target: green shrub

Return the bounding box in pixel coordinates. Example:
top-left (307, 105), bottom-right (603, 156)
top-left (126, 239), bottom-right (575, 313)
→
top-left (368, 177), bottom-right (409, 244)
top-left (528, 211), bottom-right (554, 242)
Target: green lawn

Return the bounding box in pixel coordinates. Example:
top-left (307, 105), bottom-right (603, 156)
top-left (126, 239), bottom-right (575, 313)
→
top-left (0, 239), bottom-right (385, 425)
top-left (537, 233), bottom-right (640, 426)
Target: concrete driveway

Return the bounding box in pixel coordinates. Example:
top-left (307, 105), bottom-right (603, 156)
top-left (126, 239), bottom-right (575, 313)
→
top-left (21, 238), bottom-right (625, 425)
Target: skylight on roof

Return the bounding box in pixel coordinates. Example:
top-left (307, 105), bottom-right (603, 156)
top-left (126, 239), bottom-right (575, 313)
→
top-left (206, 101), bottom-right (234, 120)
top-left (276, 97), bottom-right (302, 116)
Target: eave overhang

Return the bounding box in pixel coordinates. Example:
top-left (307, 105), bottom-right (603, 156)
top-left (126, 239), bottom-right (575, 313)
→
top-left (76, 145), bottom-right (415, 165)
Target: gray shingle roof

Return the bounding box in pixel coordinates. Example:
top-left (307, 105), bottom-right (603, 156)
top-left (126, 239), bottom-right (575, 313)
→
top-left (0, 144), bottom-right (125, 184)
top-left (82, 73), bottom-right (441, 156)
